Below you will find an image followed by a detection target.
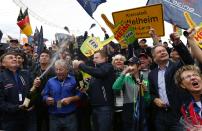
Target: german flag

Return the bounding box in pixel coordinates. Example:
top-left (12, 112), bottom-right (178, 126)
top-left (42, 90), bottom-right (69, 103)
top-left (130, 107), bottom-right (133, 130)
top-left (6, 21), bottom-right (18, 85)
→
top-left (17, 8), bottom-right (32, 36)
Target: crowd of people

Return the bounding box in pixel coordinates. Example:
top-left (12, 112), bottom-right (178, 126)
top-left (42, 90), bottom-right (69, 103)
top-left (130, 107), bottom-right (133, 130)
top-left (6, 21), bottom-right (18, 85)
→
top-left (0, 27), bottom-right (202, 131)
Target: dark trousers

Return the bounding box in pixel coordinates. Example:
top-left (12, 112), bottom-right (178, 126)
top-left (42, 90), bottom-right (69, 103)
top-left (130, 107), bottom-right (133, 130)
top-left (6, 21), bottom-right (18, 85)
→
top-left (36, 106), bottom-right (49, 131)
top-left (77, 104), bottom-right (92, 131)
top-left (122, 103), bottom-right (134, 131)
top-left (154, 108), bottom-right (182, 131)
top-left (49, 113), bottom-right (78, 131)
top-left (2, 113), bottom-right (37, 131)
top-left (92, 106), bottom-right (113, 131)
top-left (113, 111), bottom-right (123, 131)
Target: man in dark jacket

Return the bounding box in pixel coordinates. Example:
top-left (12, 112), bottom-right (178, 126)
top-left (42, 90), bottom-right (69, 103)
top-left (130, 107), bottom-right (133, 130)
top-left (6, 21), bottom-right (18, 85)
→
top-left (32, 50), bottom-right (55, 131)
top-left (73, 50), bottom-right (116, 131)
top-left (0, 52), bottom-right (38, 131)
top-left (148, 32), bottom-right (194, 131)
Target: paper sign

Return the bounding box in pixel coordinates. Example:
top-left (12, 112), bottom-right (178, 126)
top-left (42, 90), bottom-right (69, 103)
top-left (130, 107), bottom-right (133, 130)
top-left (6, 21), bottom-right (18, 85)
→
top-left (184, 12), bottom-right (202, 48)
top-left (80, 36), bottom-right (114, 57)
top-left (112, 4), bottom-right (164, 38)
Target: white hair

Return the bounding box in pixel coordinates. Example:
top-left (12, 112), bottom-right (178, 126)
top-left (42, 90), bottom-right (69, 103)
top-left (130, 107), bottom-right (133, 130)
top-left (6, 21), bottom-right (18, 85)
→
top-left (54, 59), bottom-right (70, 70)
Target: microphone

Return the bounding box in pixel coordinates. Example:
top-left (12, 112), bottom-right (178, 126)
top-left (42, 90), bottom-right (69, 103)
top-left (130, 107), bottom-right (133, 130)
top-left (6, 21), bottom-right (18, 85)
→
top-left (183, 31), bottom-right (189, 37)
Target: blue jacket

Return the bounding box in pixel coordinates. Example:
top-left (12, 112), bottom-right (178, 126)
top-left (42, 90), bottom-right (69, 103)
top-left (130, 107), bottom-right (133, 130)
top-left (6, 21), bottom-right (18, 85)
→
top-left (42, 75), bottom-right (81, 114)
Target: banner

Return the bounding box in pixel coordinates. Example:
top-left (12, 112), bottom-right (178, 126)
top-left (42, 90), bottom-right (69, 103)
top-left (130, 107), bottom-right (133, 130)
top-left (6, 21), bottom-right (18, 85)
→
top-left (112, 4), bottom-right (164, 38)
top-left (80, 35), bottom-right (114, 57)
top-left (77, 0), bottom-right (106, 18)
top-left (147, 0), bottom-right (202, 29)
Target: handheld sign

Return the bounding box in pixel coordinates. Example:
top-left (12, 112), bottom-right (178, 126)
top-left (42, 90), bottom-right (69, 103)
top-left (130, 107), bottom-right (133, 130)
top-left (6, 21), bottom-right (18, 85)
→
top-left (101, 14), bottom-right (136, 48)
top-left (184, 12), bottom-right (202, 48)
top-left (112, 4), bottom-right (164, 38)
top-left (80, 35), bottom-right (114, 57)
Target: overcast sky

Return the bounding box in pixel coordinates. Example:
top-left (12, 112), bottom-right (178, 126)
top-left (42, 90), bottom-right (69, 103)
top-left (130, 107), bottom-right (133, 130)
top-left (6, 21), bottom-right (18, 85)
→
top-left (0, 0), bottom-right (179, 45)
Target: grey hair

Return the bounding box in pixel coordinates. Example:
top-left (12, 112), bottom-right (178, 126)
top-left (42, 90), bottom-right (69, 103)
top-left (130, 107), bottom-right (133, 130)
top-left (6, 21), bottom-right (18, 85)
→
top-left (151, 44), bottom-right (166, 58)
top-left (54, 59), bottom-right (70, 70)
top-left (112, 54), bottom-right (126, 65)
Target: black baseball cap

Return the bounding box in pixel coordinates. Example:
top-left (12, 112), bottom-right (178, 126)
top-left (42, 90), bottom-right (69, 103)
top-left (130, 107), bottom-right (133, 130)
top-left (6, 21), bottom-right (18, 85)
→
top-left (125, 57), bottom-right (140, 65)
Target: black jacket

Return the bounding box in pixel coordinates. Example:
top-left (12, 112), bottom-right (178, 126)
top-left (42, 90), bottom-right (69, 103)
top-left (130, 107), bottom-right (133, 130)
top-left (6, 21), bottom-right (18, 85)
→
top-left (79, 62), bottom-right (116, 106)
top-left (0, 69), bottom-right (33, 120)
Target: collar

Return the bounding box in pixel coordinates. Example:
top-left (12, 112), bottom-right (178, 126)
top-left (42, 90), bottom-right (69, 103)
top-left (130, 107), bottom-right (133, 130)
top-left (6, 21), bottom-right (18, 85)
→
top-left (158, 61), bottom-right (169, 70)
top-left (95, 62), bottom-right (107, 67)
top-left (55, 74), bottom-right (71, 81)
top-left (4, 68), bottom-right (20, 74)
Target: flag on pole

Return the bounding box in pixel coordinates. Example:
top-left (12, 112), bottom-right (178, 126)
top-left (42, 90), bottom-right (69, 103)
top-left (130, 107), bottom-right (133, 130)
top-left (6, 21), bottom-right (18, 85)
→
top-left (17, 8), bottom-right (33, 36)
top-left (37, 26), bottom-right (44, 54)
top-left (147, 0), bottom-right (202, 29)
top-left (77, 0), bottom-right (106, 18)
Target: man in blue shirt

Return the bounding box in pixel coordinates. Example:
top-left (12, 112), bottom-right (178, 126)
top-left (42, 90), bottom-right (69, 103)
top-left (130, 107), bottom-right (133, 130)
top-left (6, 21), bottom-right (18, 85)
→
top-left (42, 59), bottom-right (81, 131)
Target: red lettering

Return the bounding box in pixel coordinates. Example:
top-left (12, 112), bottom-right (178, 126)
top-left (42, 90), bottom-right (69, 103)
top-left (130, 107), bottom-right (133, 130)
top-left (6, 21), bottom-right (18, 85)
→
top-left (194, 32), bottom-right (202, 41)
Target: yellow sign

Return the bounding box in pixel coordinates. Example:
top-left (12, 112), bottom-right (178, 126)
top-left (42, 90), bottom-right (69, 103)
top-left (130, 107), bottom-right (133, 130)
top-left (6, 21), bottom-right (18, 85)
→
top-left (112, 4), bottom-right (164, 38)
top-left (184, 12), bottom-right (202, 48)
top-left (80, 36), bottom-right (114, 57)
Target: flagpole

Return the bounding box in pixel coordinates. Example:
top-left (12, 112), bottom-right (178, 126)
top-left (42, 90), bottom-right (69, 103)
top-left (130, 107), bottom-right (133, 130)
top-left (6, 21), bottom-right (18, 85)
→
top-left (93, 18), bottom-right (104, 30)
top-left (19, 29), bottom-right (21, 45)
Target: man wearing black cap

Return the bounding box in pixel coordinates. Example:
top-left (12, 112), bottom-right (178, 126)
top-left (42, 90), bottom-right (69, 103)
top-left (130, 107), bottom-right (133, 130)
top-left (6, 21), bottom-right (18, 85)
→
top-left (7, 39), bottom-right (22, 53)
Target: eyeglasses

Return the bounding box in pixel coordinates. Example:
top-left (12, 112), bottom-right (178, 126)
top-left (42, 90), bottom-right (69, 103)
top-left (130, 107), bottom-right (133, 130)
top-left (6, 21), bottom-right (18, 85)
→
top-left (181, 73), bottom-right (200, 81)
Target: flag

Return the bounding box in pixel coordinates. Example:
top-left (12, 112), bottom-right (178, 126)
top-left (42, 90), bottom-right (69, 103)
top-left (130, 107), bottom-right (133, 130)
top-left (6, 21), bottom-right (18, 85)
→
top-left (17, 8), bottom-right (23, 22)
top-left (33, 27), bottom-right (39, 42)
top-left (89, 23), bottom-right (96, 30)
top-left (147, 0), bottom-right (202, 29)
top-left (37, 26), bottom-right (44, 54)
top-left (64, 26), bottom-right (70, 33)
top-left (77, 0), bottom-right (106, 18)
top-left (17, 8), bottom-right (33, 36)
top-left (133, 75), bottom-right (146, 131)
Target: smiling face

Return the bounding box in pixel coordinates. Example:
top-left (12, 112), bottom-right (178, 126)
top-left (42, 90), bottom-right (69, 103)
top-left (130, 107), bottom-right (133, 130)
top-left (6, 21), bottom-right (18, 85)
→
top-left (180, 70), bottom-right (202, 95)
top-left (112, 54), bottom-right (125, 70)
top-left (153, 46), bottom-right (169, 64)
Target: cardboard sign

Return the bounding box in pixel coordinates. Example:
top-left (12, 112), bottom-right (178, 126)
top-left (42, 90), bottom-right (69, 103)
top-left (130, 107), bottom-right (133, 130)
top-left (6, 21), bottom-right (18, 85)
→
top-left (101, 14), bottom-right (136, 48)
top-left (80, 36), bottom-right (114, 57)
top-left (112, 4), bottom-right (164, 38)
top-left (184, 12), bottom-right (202, 48)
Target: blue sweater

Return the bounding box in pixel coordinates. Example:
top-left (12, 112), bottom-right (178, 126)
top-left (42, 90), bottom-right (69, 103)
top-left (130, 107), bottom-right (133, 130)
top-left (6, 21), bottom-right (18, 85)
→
top-left (42, 75), bottom-right (81, 114)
